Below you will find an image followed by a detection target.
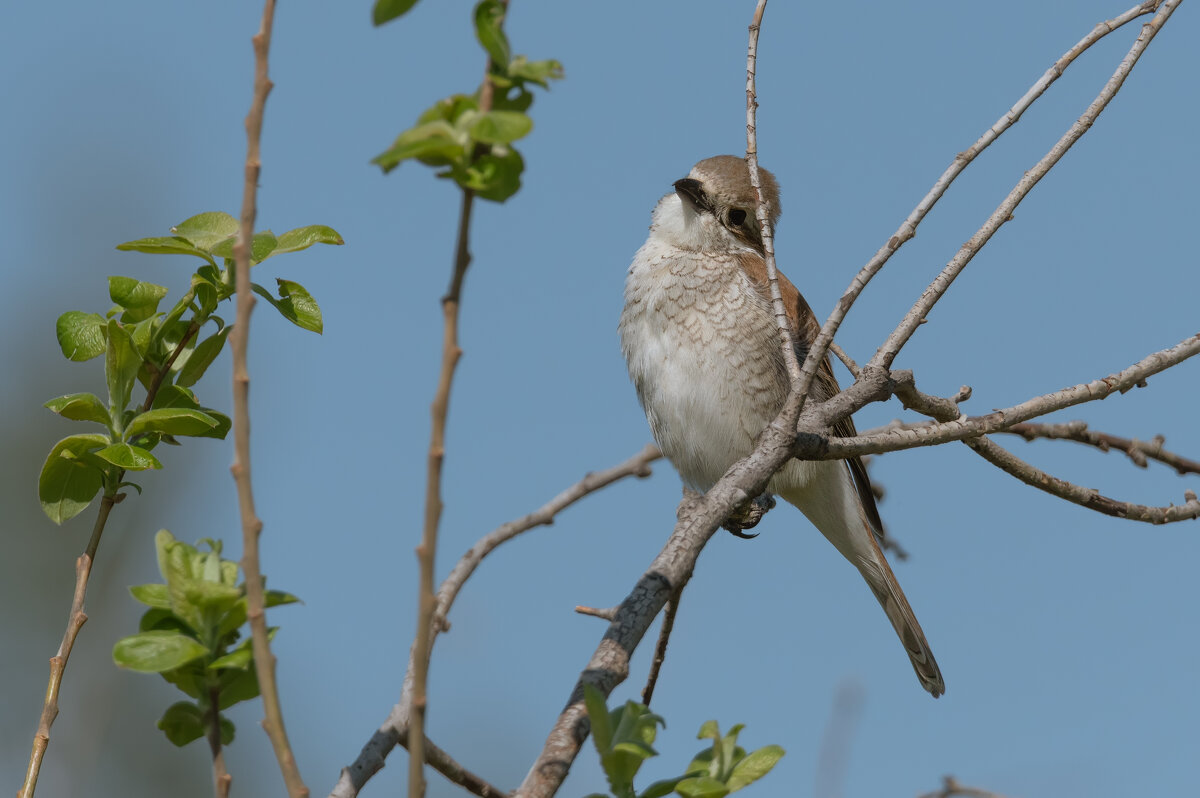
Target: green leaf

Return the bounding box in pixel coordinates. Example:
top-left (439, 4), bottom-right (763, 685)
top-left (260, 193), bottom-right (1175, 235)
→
top-left (56, 311), bottom-right (107, 362)
top-left (93, 443), bottom-right (162, 471)
top-left (116, 236), bottom-right (215, 265)
top-left (640, 779), bottom-right (685, 798)
top-left (372, 121), bottom-right (465, 173)
top-left (507, 56), bottom-right (564, 88)
top-left (211, 230), bottom-right (278, 263)
top-left (130, 583), bottom-right (172, 608)
top-left (151, 386), bottom-right (230, 440)
top-left (584, 684), bottom-right (613, 753)
top-left (418, 94), bottom-right (479, 125)
top-left (175, 327), bottom-right (231, 388)
top-left (265, 589), bottom-right (302, 608)
top-left (38, 434), bottom-right (110, 523)
top-left (210, 628), bottom-right (276, 670)
top-left (252, 279), bottom-right (323, 333)
top-left (44, 393), bottom-right (111, 426)
top-left (474, 0), bottom-right (510, 67)
top-left (170, 212), bottom-right (239, 250)
top-left (220, 716), bottom-right (235, 744)
top-left (725, 746), bottom-right (785, 793)
top-left (126, 408), bottom-right (220, 438)
top-left (139, 607), bottom-right (191, 635)
top-left (156, 702), bottom-right (205, 747)
top-left (113, 631), bottom-right (208, 673)
top-left (674, 777), bottom-right (730, 798)
top-left (109, 276), bottom-right (168, 315)
top-left (469, 110), bottom-right (532, 145)
top-left (217, 666), bottom-right (260, 709)
top-left (373, 0), bottom-right (421, 25)
top-left (105, 320), bottom-right (142, 413)
top-left (457, 148), bottom-right (524, 202)
top-left (273, 225), bottom-right (344, 256)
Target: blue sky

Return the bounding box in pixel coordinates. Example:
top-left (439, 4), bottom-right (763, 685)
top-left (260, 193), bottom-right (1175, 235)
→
top-left (1, 2), bottom-right (1197, 797)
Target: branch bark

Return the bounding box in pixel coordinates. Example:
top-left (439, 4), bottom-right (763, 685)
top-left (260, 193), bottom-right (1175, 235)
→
top-left (229, 2), bottom-right (308, 796)
top-left (330, 445), bottom-right (661, 798)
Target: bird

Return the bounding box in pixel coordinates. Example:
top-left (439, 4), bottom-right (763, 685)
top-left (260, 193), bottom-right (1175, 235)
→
top-left (618, 155), bottom-right (944, 697)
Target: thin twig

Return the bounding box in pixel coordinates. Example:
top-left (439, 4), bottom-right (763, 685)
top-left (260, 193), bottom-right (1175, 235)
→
top-left (828, 342), bottom-right (861, 379)
top-left (792, 0), bottom-right (1161, 417)
top-left (869, 0), bottom-right (1180, 369)
top-left (229, 2), bottom-right (307, 796)
top-left (641, 580), bottom-right (687, 706)
top-left (917, 775), bottom-right (1013, 798)
top-left (18, 495), bottom-right (111, 798)
top-left (330, 444), bottom-right (660, 798)
top-left (744, 0), bottom-right (801, 388)
top-left (801, 332), bottom-right (1200, 460)
top-left (892, 375), bottom-right (1200, 523)
top-left (207, 687), bottom-right (233, 798)
top-left (1001, 422), bottom-right (1200, 475)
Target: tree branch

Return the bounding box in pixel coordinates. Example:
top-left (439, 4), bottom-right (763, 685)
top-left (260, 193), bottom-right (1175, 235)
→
top-left (868, 0), bottom-right (1180, 370)
top-left (229, 2), bottom-right (307, 796)
top-left (1001, 422), bottom-right (1200, 475)
top-left (917, 775), bottom-right (1013, 798)
top-left (745, 0), bottom-right (801, 389)
top-left (329, 445), bottom-right (661, 798)
top-left (792, 0), bottom-right (1164, 416)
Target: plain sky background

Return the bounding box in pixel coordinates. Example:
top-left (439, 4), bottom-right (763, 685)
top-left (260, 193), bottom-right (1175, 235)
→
top-left (1, 2), bottom-right (1197, 797)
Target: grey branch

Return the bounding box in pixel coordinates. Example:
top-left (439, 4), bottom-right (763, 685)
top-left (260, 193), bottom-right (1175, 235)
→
top-left (1001, 422), bottom-right (1200, 475)
top-left (329, 445), bottom-right (661, 798)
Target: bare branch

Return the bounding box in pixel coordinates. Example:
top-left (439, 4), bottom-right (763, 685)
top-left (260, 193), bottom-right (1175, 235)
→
top-left (870, 0), bottom-right (1180, 369)
top-left (1001, 422), bottom-right (1200, 475)
top-left (802, 333), bottom-right (1200, 460)
top-left (329, 445), bottom-right (661, 798)
top-left (828, 342), bottom-right (861, 379)
top-left (794, 0), bottom-right (1164, 414)
top-left (641, 580), bottom-right (687, 706)
top-left (575, 605), bottom-right (620, 621)
top-left (917, 775), bottom-right (1013, 798)
top-left (228, 2), bottom-right (307, 796)
top-left (745, 0), bottom-right (801, 388)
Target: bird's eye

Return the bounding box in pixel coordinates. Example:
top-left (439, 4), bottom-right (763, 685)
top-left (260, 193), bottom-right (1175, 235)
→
top-left (728, 208), bottom-right (747, 226)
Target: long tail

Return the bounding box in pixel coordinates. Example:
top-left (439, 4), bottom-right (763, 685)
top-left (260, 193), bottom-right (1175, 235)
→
top-left (780, 464), bottom-right (944, 697)
top-left (855, 547), bottom-right (945, 697)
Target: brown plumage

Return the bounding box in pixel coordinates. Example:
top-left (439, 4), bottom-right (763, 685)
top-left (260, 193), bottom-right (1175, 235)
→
top-left (620, 155), bottom-right (944, 697)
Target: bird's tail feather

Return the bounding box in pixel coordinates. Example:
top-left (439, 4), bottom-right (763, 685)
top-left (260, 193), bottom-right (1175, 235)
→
top-left (857, 553), bottom-right (945, 698)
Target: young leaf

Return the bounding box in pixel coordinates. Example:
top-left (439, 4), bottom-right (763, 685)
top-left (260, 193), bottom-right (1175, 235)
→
top-left (469, 110), bottom-right (532, 145)
top-left (126, 407), bottom-right (220, 438)
top-left (673, 776), bottom-right (730, 798)
top-left (105, 320), bottom-right (142, 414)
top-left (92, 443), bottom-right (162, 471)
top-left (175, 327), bottom-right (231, 388)
top-left (130, 583), bottom-right (172, 609)
top-left (507, 56), bottom-right (564, 88)
top-left (584, 684), bottom-right (614, 753)
top-left (372, 121), bottom-right (465, 173)
top-left (474, 0), bottom-right (510, 67)
top-left (217, 666), bottom-right (261, 709)
top-left (109, 276), bottom-right (169, 314)
top-left (272, 225), bottom-right (344, 256)
top-left (38, 433), bottom-right (110, 523)
top-left (56, 311), bottom-right (108, 362)
top-left (44, 393), bottom-right (111, 426)
top-left (461, 148), bottom-right (525, 203)
top-left (113, 630), bottom-right (208, 673)
top-left (373, 0), bottom-right (421, 26)
top-left (116, 236), bottom-right (216, 265)
top-left (170, 212), bottom-right (239, 250)
top-left (725, 746), bottom-right (785, 793)
top-left (156, 701), bottom-right (206, 747)
top-left (639, 779), bottom-right (686, 798)
top-left (252, 279), bottom-right (323, 333)
top-left (210, 230), bottom-right (278, 263)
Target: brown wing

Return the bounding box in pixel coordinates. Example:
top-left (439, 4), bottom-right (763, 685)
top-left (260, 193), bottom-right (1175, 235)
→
top-left (737, 253), bottom-right (887, 539)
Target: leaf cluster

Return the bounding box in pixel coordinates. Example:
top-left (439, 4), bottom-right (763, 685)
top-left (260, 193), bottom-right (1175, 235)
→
top-left (39, 212), bottom-right (342, 523)
top-left (112, 531), bottom-right (300, 747)
top-left (371, 0), bottom-right (563, 202)
top-left (583, 686), bottom-right (785, 798)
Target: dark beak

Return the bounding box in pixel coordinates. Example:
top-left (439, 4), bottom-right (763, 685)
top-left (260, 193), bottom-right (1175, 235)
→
top-left (673, 178), bottom-right (710, 213)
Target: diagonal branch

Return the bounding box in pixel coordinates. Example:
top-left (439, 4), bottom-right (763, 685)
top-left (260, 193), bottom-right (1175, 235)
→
top-left (229, 2), bottom-right (307, 796)
top-left (1000, 422), bottom-right (1200, 475)
top-left (869, 0), bottom-right (1180, 369)
top-left (330, 445), bottom-right (661, 798)
top-left (791, 0), bottom-right (1163, 414)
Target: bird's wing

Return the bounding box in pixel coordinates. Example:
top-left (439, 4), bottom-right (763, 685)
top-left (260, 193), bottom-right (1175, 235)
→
top-left (737, 253), bottom-right (887, 541)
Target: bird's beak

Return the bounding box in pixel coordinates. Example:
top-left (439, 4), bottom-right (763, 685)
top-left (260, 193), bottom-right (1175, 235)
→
top-left (673, 178), bottom-right (710, 214)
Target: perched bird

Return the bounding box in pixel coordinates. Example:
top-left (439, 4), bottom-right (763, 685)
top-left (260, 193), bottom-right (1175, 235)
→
top-left (619, 155), bottom-right (944, 697)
